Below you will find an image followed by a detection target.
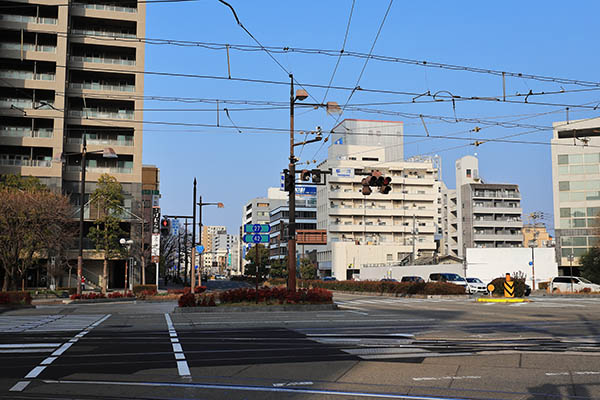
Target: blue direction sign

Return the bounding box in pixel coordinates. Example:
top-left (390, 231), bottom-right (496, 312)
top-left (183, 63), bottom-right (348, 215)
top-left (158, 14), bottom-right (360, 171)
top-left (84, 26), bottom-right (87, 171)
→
top-left (196, 245), bottom-right (204, 254)
top-left (244, 224), bottom-right (271, 234)
top-left (243, 234), bottom-right (269, 243)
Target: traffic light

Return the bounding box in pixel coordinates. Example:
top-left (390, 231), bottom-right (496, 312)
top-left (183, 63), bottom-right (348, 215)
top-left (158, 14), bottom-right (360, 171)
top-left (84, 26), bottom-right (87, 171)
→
top-left (311, 169), bottom-right (321, 183)
top-left (160, 218), bottom-right (170, 235)
top-left (300, 169), bottom-right (311, 181)
top-left (283, 170), bottom-right (294, 192)
top-left (361, 177), bottom-right (372, 195)
top-left (380, 176), bottom-right (392, 194)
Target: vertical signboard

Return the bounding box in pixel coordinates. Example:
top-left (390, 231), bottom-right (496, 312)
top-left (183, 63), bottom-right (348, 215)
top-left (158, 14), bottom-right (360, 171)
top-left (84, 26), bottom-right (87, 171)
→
top-left (151, 207), bottom-right (160, 263)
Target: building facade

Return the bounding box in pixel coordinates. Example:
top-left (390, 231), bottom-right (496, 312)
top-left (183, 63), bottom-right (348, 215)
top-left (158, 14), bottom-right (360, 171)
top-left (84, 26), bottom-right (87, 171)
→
top-left (200, 225), bottom-right (225, 269)
top-left (0, 0), bottom-right (146, 288)
top-left (522, 223), bottom-right (554, 248)
top-left (268, 200), bottom-right (320, 261)
top-left (316, 120), bottom-right (442, 279)
top-left (551, 117), bottom-right (600, 268)
top-left (442, 156), bottom-right (523, 258)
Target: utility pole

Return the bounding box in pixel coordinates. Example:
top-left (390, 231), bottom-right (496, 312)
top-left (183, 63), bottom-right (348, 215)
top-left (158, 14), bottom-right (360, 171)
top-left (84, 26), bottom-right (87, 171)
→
top-left (184, 221), bottom-right (190, 285)
top-left (412, 214), bottom-right (417, 263)
top-left (288, 73), bottom-right (297, 292)
top-left (198, 195), bottom-right (203, 285)
top-left (191, 178), bottom-right (197, 291)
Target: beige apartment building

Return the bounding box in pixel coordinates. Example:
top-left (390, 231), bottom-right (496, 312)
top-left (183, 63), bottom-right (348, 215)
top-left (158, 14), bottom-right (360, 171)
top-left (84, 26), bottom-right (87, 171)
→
top-left (0, 0), bottom-right (146, 288)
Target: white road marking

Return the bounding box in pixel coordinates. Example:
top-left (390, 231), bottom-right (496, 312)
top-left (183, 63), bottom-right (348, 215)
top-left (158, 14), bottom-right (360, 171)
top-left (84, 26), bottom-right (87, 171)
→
top-left (0, 343), bottom-right (61, 349)
top-left (413, 376), bottom-right (481, 381)
top-left (9, 314), bottom-right (111, 392)
top-left (9, 381), bottom-right (30, 392)
top-left (42, 379), bottom-right (481, 399)
top-left (546, 371), bottom-right (600, 376)
top-left (164, 313), bottom-right (190, 378)
top-left (25, 366), bottom-right (46, 378)
top-left (273, 381), bottom-right (314, 387)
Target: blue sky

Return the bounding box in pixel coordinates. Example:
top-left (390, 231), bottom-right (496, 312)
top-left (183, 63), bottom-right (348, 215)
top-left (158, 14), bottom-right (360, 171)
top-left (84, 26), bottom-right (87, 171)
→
top-left (142, 1), bottom-right (600, 235)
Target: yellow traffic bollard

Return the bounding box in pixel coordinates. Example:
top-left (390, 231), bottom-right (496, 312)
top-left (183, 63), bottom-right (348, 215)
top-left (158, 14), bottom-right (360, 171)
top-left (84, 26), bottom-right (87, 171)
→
top-left (503, 273), bottom-right (515, 298)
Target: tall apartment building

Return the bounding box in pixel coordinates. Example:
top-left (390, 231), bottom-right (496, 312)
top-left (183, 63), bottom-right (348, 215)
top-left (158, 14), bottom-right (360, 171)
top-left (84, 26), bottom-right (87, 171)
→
top-left (200, 225), bottom-right (225, 269)
top-left (0, 0), bottom-right (146, 286)
top-left (268, 199), bottom-right (319, 261)
top-left (239, 187), bottom-right (286, 274)
top-left (551, 117), bottom-right (600, 269)
top-left (441, 156), bottom-right (523, 258)
top-left (210, 232), bottom-right (236, 274)
top-left (522, 223), bottom-right (554, 248)
top-left (317, 120), bottom-right (442, 279)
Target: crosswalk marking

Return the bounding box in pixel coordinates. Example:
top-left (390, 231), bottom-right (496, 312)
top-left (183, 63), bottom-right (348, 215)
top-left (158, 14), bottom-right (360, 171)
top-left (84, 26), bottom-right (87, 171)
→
top-left (0, 315), bottom-right (107, 333)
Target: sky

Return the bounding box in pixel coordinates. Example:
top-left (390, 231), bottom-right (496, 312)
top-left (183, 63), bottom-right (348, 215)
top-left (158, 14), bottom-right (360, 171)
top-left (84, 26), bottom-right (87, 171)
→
top-left (142, 0), bottom-right (600, 235)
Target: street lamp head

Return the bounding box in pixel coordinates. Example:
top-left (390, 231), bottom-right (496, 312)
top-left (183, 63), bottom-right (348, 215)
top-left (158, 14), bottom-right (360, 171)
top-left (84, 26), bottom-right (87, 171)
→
top-left (120, 238), bottom-right (126, 245)
top-left (294, 89), bottom-right (308, 102)
top-left (217, 202), bottom-right (224, 208)
top-left (102, 148), bottom-right (118, 159)
top-left (326, 101), bottom-right (342, 115)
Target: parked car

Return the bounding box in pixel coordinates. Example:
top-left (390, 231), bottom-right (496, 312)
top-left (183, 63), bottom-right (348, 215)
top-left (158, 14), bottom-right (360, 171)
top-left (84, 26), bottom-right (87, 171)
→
top-left (524, 284), bottom-right (531, 296)
top-left (400, 276), bottom-right (425, 283)
top-left (429, 273), bottom-right (468, 290)
top-left (322, 276), bottom-right (337, 281)
top-left (465, 277), bottom-right (487, 294)
top-left (380, 278), bottom-right (398, 282)
top-left (551, 276), bottom-right (600, 293)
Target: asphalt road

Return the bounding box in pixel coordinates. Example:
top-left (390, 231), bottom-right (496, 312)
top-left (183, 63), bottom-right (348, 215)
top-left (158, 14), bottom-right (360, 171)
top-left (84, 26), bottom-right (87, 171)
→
top-left (1, 293), bottom-right (599, 399)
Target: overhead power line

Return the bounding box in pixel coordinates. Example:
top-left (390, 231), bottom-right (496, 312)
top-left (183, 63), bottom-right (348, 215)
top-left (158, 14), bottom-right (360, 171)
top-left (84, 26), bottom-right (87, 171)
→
top-left (45, 31), bottom-right (600, 89)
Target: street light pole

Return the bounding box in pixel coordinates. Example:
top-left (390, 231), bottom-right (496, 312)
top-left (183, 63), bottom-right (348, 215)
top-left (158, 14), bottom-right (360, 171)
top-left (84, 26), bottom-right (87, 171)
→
top-left (568, 252), bottom-right (575, 292)
top-left (288, 73), bottom-right (297, 292)
top-left (77, 136), bottom-right (87, 296)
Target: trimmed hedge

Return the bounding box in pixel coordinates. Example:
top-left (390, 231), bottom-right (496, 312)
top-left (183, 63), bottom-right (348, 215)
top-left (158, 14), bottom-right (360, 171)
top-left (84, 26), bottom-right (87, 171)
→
top-left (132, 284), bottom-right (157, 295)
top-left (0, 291), bottom-right (32, 305)
top-left (268, 279), bottom-right (466, 296)
top-left (219, 287), bottom-right (333, 305)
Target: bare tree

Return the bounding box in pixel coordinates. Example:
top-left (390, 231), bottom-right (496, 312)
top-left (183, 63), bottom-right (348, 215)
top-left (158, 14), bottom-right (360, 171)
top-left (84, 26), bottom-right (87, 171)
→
top-left (0, 176), bottom-right (74, 291)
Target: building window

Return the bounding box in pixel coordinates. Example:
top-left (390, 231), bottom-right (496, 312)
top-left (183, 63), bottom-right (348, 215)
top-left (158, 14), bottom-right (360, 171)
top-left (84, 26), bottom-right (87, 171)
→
top-left (466, 169), bottom-right (471, 178)
top-left (559, 181), bottom-right (569, 191)
top-left (257, 203), bottom-right (269, 208)
top-left (557, 154), bottom-right (569, 165)
top-left (386, 254), bottom-right (393, 262)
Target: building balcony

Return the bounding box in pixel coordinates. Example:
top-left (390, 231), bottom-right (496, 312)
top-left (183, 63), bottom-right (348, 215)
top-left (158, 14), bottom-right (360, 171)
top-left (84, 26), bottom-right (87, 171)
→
top-left (0, 157), bottom-right (51, 168)
top-left (71, 28), bottom-right (136, 39)
top-left (66, 164), bottom-right (132, 175)
top-left (66, 136), bottom-right (133, 147)
top-left (0, 14), bottom-right (57, 25)
top-left (0, 126), bottom-right (53, 138)
top-left (473, 233), bottom-right (523, 242)
top-left (473, 205), bottom-right (522, 214)
top-left (68, 108), bottom-right (134, 120)
top-left (0, 70), bottom-right (55, 81)
top-left (70, 55), bottom-right (135, 66)
top-left (0, 98), bottom-right (55, 110)
top-left (0, 42), bottom-right (56, 53)
top-left (69, 81), bottom-right (135, 93)
top-left (472, 219), bottom-right (523, 228)
top-left (73, 2), bottom-right (137, 14)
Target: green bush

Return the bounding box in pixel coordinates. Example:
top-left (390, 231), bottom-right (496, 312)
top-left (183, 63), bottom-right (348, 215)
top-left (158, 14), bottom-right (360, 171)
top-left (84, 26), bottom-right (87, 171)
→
top-left (489, 277), bottom-right (526, 297)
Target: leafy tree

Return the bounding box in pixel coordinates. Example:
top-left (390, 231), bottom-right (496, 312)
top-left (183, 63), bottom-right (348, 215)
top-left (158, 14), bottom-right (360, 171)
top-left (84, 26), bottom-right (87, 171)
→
top-left (269, 257), bottom-right (288, 279)
top-left (300, 257), bottom-right (317, 280)
top-left (0, 174), bottom-right (74, 291)
top-left (580, 247), bottom-right (600, 284)
top-left (244, 244), bottom-right (269, 279)
top-left (159, 231), bottom-right (179, 283)
top-left (88, 174), bottom-right (126, 293)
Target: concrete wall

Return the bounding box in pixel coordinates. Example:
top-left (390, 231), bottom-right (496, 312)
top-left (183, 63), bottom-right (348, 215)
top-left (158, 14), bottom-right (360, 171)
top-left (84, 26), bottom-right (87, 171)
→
top-left (350, 248), bottom-right (558, 286)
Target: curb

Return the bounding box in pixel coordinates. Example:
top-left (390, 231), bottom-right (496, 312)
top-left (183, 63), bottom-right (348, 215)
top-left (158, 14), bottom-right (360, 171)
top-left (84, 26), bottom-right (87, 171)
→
top-left (476, 298), bottom-right (530, 303)
top-left (328, 290), bottom-right (470, 299)
top-left (0, 304), bottom-right (36, 313)
top-left (70, 297), bottom-right (137, 304)
top-left (174, 303), bottom-right (338, 313)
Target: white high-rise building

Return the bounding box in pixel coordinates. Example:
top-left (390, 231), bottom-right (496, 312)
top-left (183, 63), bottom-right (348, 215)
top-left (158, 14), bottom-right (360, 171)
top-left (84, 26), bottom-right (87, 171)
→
top-left (316, 120), bottom-right (442, 279)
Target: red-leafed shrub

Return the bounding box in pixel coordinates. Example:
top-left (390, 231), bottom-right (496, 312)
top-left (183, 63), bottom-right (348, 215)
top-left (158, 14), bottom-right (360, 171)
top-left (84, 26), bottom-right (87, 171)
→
top-left (194, 286), bottom-right (207, 294)
top-left (218, 287), bottom-right (332, 305)
top-left (71, 292), bottom-right (106, 300)
top-left (168, 288), bottom-right (186, 295)
top-left (0, 291), bottom-right (32, 305)
top-left (108, 292), bottom-right (123, 298)
top-left (178, 293), bottom-right (196, 307)
top-left (133, 284), bottom-right (157, 295)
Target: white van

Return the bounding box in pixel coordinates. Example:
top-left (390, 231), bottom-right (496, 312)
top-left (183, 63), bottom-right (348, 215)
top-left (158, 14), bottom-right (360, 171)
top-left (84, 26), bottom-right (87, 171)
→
top-left (551, 276), bottom-right (600, 293)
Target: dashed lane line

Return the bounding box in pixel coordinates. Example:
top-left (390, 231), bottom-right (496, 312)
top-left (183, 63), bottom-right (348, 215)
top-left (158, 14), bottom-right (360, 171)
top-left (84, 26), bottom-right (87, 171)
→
top-left (8, 314), bottom-right (111, 393)
top-left (164, 313), bottom-right (191, 378)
